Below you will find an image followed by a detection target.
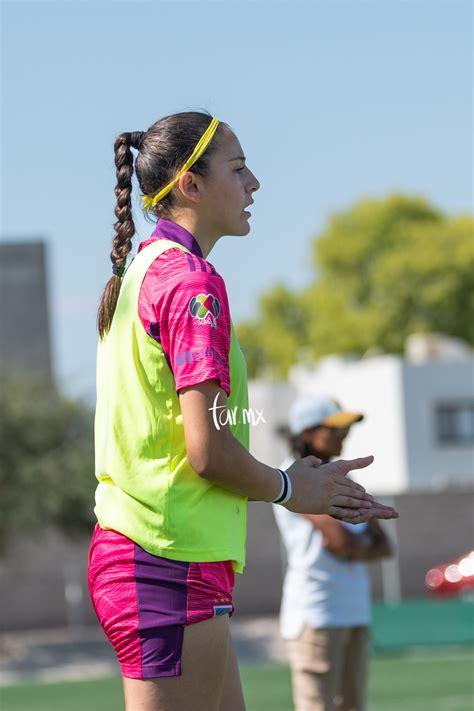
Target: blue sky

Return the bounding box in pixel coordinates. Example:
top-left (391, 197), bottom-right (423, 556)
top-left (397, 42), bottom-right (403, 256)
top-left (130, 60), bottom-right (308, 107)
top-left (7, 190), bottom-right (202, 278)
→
top-left (2, 0), bottom-right (472, 398)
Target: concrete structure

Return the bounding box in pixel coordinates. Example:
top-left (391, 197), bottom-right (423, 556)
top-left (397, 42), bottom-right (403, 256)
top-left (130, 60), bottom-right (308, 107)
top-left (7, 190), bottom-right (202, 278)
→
top-left (254, 343), bottom-right (474, 495)
top-left (0, 241), bottom-right (52, 378)
top-left (1, 485), bottom-right (472, 630)
top-left (237, 342), bottom-right (473, 613)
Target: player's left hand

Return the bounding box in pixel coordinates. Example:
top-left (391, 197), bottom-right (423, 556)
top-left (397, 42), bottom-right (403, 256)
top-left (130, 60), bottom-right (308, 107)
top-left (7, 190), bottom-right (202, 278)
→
top-left (331, 501), bottom-right (398, 524)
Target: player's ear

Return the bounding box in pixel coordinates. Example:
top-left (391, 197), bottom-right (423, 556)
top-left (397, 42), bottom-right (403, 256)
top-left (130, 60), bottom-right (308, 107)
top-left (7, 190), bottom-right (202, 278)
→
top-left (177, 171), bottom-right (201, 204)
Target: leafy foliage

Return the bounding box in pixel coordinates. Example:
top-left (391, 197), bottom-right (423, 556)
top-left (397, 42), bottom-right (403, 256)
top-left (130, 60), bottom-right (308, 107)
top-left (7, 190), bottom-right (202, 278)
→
top-left (0, 375), bottom-right (95, 546)
top-left (237, 195), bottom-right (473, 377)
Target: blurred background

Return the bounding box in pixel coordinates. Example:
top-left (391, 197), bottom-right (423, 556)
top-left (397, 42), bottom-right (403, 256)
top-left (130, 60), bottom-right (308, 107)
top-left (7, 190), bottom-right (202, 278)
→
top-left (1, 1), bottom-right (473, 709)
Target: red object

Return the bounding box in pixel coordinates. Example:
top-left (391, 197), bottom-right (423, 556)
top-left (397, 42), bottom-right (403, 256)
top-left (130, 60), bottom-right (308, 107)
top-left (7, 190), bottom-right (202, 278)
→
top-left (425, 550), bottom-right (474, 597)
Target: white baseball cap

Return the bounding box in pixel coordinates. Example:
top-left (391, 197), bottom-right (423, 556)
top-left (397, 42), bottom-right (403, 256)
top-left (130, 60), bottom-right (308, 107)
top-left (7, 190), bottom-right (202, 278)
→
top-left (288, 394), bottom-right (363, 435)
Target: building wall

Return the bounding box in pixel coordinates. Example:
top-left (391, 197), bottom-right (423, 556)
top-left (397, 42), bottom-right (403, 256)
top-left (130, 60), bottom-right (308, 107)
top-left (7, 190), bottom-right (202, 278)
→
top-left (2, 361), bottom-right (472, 629)
top-left (0, 240), bottom-right (52, 377)
top-left (402, 361), bottom-right (474, 489)
top-left (233, 502), bottom-right (284, 614)
top-left (0, 529), bottom-right (89, 631)
top-left (289, 357), bottom-right (410, 494)
top-left (239, 486), bottom-right (474, 613)
top-left (1, 487), bottom-right (472, 630)
top-left (390, 487), bottom-right (474, 599)
top-left (247, 379), bottom-right (297, 466)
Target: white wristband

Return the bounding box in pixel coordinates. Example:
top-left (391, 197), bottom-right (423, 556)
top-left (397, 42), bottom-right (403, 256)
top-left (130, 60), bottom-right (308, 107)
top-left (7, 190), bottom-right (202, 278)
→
top-left (272, 468), bottom-right (292, 505)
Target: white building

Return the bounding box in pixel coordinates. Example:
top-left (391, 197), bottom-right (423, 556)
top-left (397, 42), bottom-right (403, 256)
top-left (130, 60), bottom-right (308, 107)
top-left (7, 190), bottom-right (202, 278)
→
top-left (248, 335), bottom-right (474, 496)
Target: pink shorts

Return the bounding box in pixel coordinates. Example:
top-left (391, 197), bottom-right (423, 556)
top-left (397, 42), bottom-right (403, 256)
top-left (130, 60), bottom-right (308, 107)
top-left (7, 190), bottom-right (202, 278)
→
top-left (88, 524), bottom-right (235, 679)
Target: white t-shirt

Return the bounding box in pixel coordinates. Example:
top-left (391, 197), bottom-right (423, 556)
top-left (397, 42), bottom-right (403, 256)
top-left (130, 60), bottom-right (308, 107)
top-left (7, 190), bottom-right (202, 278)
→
top-left (273, 457), bottom-right (371, 639)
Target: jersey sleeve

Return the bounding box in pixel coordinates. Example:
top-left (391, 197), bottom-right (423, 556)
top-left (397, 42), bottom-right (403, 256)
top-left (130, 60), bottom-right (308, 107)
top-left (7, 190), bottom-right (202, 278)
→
top-left (160, 270), bottom-right (232, 396)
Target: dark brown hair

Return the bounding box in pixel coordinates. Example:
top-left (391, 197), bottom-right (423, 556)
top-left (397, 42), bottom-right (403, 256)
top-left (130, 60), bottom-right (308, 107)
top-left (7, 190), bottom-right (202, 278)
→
top-left (277, 424), bottom-right (319, 459)
top-left (289, 433), bottom-right (315, 459)
top-left (97, 111), bottom-right (226, 338)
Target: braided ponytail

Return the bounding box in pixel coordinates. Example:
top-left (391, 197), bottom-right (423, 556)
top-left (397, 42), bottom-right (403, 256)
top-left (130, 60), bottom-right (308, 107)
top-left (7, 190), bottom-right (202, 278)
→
top-left (97, 132), bottom-right (137, 337)
top-left (98, 112), bottom-right (226, 338)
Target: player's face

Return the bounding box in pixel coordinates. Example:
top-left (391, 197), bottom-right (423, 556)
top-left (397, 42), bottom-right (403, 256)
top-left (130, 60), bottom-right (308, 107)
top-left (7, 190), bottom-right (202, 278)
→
top-left (305, 425), bottom-right (350, 459)
top-left (200, 128), bottom-right (260, 238)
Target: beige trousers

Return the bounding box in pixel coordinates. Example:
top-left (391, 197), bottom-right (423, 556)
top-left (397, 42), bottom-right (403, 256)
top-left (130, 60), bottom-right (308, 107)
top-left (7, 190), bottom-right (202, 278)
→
top-left (286, 625), bottom-right (370, 711)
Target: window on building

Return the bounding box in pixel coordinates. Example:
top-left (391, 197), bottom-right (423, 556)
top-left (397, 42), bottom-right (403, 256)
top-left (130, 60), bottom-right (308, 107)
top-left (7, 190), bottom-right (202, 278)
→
top-left (435, 401), bottom-right (474, 445)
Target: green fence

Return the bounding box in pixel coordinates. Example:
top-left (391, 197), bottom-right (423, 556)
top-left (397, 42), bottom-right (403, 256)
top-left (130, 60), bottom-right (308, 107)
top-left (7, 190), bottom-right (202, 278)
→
top-left (372, 598), bottom-right (474, 651)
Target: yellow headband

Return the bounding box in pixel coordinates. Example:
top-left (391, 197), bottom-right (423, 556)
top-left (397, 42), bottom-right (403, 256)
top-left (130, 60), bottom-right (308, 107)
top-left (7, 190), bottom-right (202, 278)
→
top-left (141, 117), bottom-right (220, 211)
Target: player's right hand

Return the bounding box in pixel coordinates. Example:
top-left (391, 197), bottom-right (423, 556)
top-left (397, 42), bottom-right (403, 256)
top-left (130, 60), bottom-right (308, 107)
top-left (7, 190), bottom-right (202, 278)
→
top-left (283, 455), bottom-right (399, 521)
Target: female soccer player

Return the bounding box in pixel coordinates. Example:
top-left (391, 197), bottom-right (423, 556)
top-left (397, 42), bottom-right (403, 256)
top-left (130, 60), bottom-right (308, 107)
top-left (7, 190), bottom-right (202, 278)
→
top-left (88, 112), bottom-right (398, 711)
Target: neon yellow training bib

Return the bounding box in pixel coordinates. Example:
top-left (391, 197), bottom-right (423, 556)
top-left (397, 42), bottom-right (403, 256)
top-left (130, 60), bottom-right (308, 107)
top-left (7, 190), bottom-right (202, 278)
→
top-left (94, 240), bottom-right (249, 573)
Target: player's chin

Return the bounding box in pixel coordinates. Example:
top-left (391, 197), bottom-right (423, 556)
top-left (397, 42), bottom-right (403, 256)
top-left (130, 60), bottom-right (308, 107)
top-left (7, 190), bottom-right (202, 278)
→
top-left (239, 215), bottom-right (252, 235)
top-left (230, 220), bottom-right (251, 237)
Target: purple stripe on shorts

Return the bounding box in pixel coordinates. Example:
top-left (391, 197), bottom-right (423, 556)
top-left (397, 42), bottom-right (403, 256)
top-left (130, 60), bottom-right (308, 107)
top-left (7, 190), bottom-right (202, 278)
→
top-left (134, 546), bottom-right (189, 678)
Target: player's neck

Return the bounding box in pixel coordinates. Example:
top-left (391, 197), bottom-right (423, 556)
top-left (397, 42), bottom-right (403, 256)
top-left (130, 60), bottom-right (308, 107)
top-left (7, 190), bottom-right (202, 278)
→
top-left (169, 210), bottom-right (220, 259)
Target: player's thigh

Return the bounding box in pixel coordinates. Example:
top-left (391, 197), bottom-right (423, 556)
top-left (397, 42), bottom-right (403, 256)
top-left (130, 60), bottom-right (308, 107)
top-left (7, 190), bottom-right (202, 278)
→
top-left (122, 614), bottom-right (230, 711)
top-left (218, 631), bottom-right (246, 711)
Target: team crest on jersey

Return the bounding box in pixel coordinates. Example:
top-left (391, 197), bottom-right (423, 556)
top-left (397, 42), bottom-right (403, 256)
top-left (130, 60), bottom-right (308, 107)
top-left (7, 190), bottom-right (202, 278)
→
top-left (189, 293), bottom-right (221, 329)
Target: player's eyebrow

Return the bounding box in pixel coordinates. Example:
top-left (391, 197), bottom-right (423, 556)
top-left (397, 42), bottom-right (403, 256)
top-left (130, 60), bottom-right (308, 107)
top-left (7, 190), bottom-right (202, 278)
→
top-left (228, 155), bottom-right (246, 162)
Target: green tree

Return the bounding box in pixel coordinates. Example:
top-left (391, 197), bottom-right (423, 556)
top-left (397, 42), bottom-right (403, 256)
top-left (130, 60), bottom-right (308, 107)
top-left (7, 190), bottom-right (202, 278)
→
top-left (237, 195), bottom-right (473, 377)
top-left (238, 285), bottom-right (309, 379)
top-left (0, 375), bottom-right (95, 547)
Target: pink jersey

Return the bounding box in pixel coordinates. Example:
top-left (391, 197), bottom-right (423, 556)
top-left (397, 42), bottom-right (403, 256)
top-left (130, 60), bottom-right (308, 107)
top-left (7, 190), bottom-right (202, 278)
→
top-left (138, 219), bottom-right (231, 396)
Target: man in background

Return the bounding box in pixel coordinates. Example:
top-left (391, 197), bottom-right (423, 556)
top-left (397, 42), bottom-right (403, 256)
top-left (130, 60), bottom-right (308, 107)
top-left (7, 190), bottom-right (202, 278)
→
top-left (273, 394), bottom-right (393, 711)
